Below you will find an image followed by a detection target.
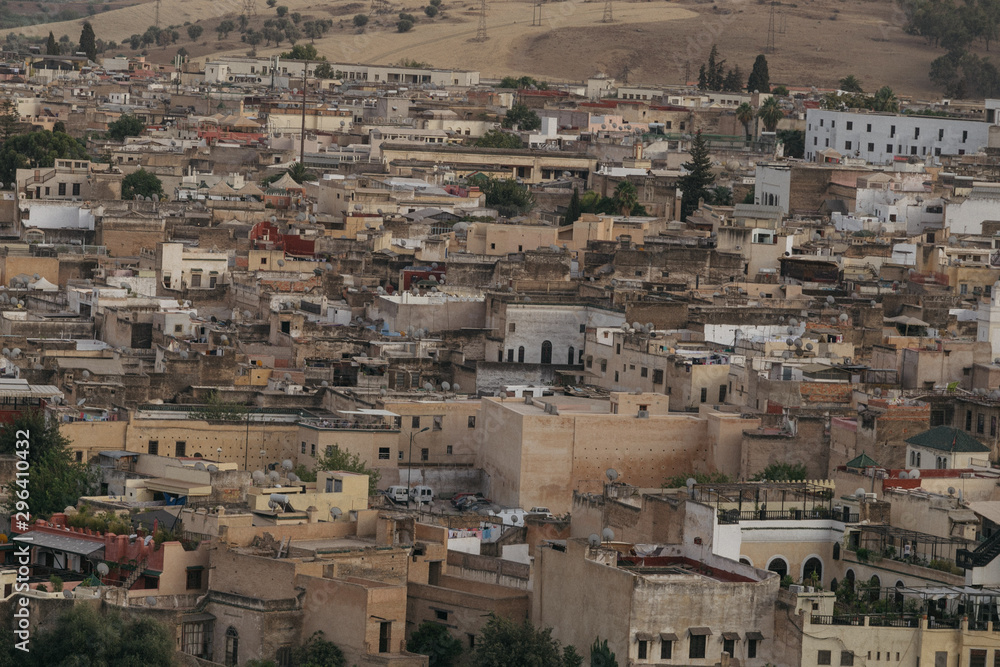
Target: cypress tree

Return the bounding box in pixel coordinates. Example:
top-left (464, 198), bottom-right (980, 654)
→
top-left (79, 22), bottom-right (98, 62)
top-left (677, 130), bottom-right (715, 221)
top-left (563, 187), bottom-right (582, 225)
top-left (747, 54), bottom-right (771, 93)
top-left (45, 32), bottom-right (59, 55)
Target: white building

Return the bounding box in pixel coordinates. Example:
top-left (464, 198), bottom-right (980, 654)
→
top-left (945, 184), bottom-right (1000, 235)
top-left (978, 281), bottom-right (1000, 358)
top-left (804, 109), bottom-right (991, 164)
top-left (204, 56), bottom-right (479, 88)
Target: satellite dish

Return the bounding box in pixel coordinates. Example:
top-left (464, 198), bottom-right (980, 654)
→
top-left (898, 471), bottom-right (909, 479)
top-left (77, 398), bottom-right (86, 406)
top-left (277, 259), bottom-right (285, 266)
top-left (321, 380), bottom-right (329, 387)
top-left (330, 507), bottom-right (343, 519)
top-left (423, 382), bottom-right (434, 391)
top-left (588, 533), bottom-right (601, 547)
top-left (145, 596), bottom-right (157, 606)
top-left (287, 473), bottom-right (299, 483)
top-left (63, 590), bottom-right (74, 598)
top-left (441, 381), bottom-right (451, 391)
top-left (283, 373), bottom-right (292, 382)
top-left (910, 469), bottom-right (920, 478)
top-left (948, 487), bottom-right (956, 496)
top-left (194, 462), bottom-right (206, 470)
top-left (453, 383), bottom-right (461, 392)
top-left (282, 459), bottom-right (293, 470)
top-left (855, 488), bottom-right (867, 498)
top-left (82, 370), bottom-right (90, 379)
top-left (252, 470), bottom-right (265, 482)
top-left (97, 563), bottom-right (110, 576)
top-left (686, 477), bottom-right (696, 489)
top-left (606, 468), bottom-right (619, 482)
top-left (267, 470), bottom-right (280, 483)
top-left (601, 527), bottom-right (615, 542)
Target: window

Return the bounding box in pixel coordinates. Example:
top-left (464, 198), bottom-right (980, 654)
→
top-left (412, 416), bottom-right (421, 428)
top-left (186, 568), bottom-right (203, 589)
top-left (661, 640), bottom-right (672, 659)
top-left (641, 367), bottom-right (648, 378)
top-left (846, 121), bottom-right (853, 130)
top-left (579, 323), bottom-right (586, 333)
top-left (72, 183), bottom-right (80, 196)
top-left (421, 448), bottom-right (429, 461)
top-left (723, 638), bottom-right (735, 656)
top-left (334, 478), bottom-right (343, 492)
top-left (963, 130), bottom-right (968, 143)
top-left (940, 128), bottom-right (945, 140)
top-left (967, 410), bottom-right (973, 431)
top-left (818, 650), bottom-right (833, 665)
top-left (652, 369), bottom-right (664, 384)
top-left (398, 451), bottom-right (404, 460)
top-left (433, 415), bottom-right (443, 431)
top-left (868, 142), bottom-right (874, 152)
top-left (468, 416), bottom-right (476, 428)
top-left (311, 444), bottom-right (316, 456)
top-left (979, 413), bottom-right (985, 434)
top-left (508, 322), bottom-right (516, 332)
top-left (435, 609), bottom-right (449, 621)
top-left (446, 445), bottom-right (453, 455)
top-left (148, 440), bottom-right (158, 455)
top-left (614, 371), bottom-right (619, 382)
top-left (841, 651), bottom-right (855, 666)
top-left (887, 143), bottom-right (893, 153)
top-left (700, 388), bottom-right (707, 402)
top-left (378, 447), bottom-right (390, 460)
top-left (507, 349), bottom-right (514, 362)
top-left (748, 639), bottom-right (758, 659)
top-left (845, 141), bottom-right (852, 151)
top-left (175, 441), bottom-right (186, 457)
top-left (301, 442), bottom-right (306, 454)
top-left (58, 182), bottom-right (66, 196)
top-left (689, 635), bottom-right (706, 659)
top-left (616, 343), bottom-right (621, 354)
top-left (914, 127), bottom-right (920, 139)
top-left (600, 360), bottom-right (607, 372)
top-left (638, 640), bottom-right (648, 659)
top-left (225, 627), bottom-right (239, 667)
top-left (971, 650), bottom-right (987, 667)
top-left (890, 125), bottom-right (896, 137)
top-left (182, 621), bottom-right (213, 658)
top-left (992, 416), bottom-right (996, 437)
top-left (276, 646), bottom-right (292, 667)
top-left (719, 385), bottom-right (727, 402)
top-left (379, 622), bottom-right (391, 653)
top-left (75, 451), bottom-right (83, 462)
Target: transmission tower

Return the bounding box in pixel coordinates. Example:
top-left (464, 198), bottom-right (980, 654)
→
top-left (241, 0), bottom-right (257, 21)
top-left (532, 1), bottom-right (542, 26)
top-left (154, 0), bottom-right (161, 28)
top-left (602, 0), bottom-right (613, 23)
top-left (370, 0), bottom-right (391, 15)
top-left (475, 0), bottom-right (488, 42)
top-left (766, 0), bottom-right (776, 53)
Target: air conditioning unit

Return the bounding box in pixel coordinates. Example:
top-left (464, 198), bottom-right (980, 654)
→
top-left (865, 493), bottom-right (877, 500)
top-left (637, 410), bottom-right (649, 418)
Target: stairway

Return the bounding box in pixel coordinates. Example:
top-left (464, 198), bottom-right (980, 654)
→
top-left (957, 531), bottom-right (1000, 569)
top-left (120, 556), bottom-right (148, 590)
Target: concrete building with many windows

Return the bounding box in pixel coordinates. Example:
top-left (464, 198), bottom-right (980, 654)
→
top-left (804, 109), bottom-right (991, 164)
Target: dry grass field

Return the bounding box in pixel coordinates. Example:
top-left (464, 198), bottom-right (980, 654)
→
top-left (0, 0), bottom-right (967, 98)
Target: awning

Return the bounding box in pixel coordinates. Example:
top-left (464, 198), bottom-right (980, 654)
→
top-left (97, 450), bottom-right (139, 460)
top-left (13, 531), bottom-right (105, 557)
top-left (949, 509), bottom-right (979, 523)
top-left (635, 633), bottom-right (654, 641)
top-left (144, 478), bottom-right (212, 496)
top-left (746, 631), bottom-right (765, 641)
top-left (968, 501), bottom-right (1000, 526)
top-left (689, 627), bottom-right (712, 636)
top-left (660, 633), bottom-right (678, 641)
top-left (181, 612), bottom-right (215, 623)
top-left (722, 632), bottom-right (741, 641)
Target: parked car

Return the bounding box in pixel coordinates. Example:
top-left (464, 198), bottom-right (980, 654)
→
top-left (528, 506), bottom-right (554, 518)
top-left (456, 496), bottom-right (491, 511)
top-left (384, 486), bottom-right (409, 504)
top-left (451, 492), bottom-right (484, 507)
top-left (409, 485), bottom-right (434, 504)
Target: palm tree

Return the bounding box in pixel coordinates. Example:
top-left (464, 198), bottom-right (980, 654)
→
top-left (872, 86), bottom-right (899, 112)
top-left (613, 180), bottom-right (638, 216)
top-left (736, 102), bottom-right (755, 140)
top-left (286, 161), bottom-right (313, 184)
top-left (757, 97), bottom-right (784, 132)
top-left (838, 75), bottom-right (863, 93)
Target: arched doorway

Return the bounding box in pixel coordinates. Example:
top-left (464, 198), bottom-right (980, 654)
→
top-left (540, 340), bottom-right (552, 364)
top-left (867, 575), bottom-right (881, 603)
top-left (517, 346), bottom-right (525, 363)
top-left (568, 346), bottom-right (575, 365)
top-left (802, 557), bottom-right (823, 584)
top-left (766, 557), bottom-right (788, 579)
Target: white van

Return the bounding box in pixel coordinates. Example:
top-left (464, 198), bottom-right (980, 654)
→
top-left (409, 485), bottom-right (434, 504)
top-left (384, 486), bottom-right (409, 504)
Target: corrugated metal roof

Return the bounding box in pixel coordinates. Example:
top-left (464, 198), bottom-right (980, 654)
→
top-left (13, 531), bottom-right (105, 556)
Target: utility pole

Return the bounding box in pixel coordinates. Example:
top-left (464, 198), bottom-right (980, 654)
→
top-left (300, 62), bottom-right (307, 165)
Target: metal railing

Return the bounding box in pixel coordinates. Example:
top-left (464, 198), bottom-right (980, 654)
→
top-left (718, 509), bottom-right (858, 524)
top-left (299, 418), bottom-right (398, 432)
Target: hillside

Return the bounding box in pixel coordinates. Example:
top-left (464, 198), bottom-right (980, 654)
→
top-left (0, 0), bottom-right (964, 98)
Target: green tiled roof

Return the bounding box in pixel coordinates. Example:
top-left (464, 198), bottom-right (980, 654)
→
top-left (905, 426), bottom-right (990, 453)
top-left (845, 452), bottom-right (879, 468)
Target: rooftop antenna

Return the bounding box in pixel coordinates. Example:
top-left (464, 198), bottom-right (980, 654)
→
top-left (475, 0), bottom-right (488, 41)
top-left (532, 0), bottom-right (542, 26)
top-left (602, 0), bottom-right (613, 22)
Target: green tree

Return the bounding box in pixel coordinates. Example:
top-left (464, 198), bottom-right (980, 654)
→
top-left (722, 66), bottom-right (743, 92)
top-left (27, 605), bottom-right (175, 667)
top-left (45, 32), bottom-right (58, 55)
top-left (107, 113), bottom-right (144, 141)
top-left (757, 96), bottom-right (784, 132)
top-left (353, 13), bottom-right (369, 27)
top-left (501, 102), bottom-right (540, 131)
top-left (563, 187), bottom-right (582, 225)
top-left (697, 64), bottom-right (708, 90)
top-left (709, 185), bottom-right (733, 206)
top-left (500, 75), bottom-right (547, 89)
top-left (469, 175), bottom-right (535, 218)
top-left (838, 74), bottom-right (864, 93)
top-left (187, 24), bottom-right (203, 41)
top-left (314, 62), bottom-right (335, 79)
top-left (286, 161), bottom-right (314, 184)
top-left (475, 615), bottom-right (581, 667)
top-left (121, 168), bottom-right (163, 200)
top-left (277, 5), bottom-right (288, 16)
top-left (612, 180), bottom-right (638, 216)
top-left (397, 18), bottom-right (414, 32)
top-left (751, 462), bottom-right (808, 481)
top-left (267, 0), bottom-right (277, 6)
top-left (79, 22), bottom-right (97, 61)
top-left (735, 101), bottom-right (754, 139)
top-left (777, 129), bottom-right (805, 158)
top-left (771, 84), bottom-right (789, 96)
top-left (48, 575), bottom-right (63, 592)
top-left (314, 445), bottom-right (381, 494)
top-left (217, 19), bottom-right (236, 40)
top-left (0, 129), bottom-right (88, 186)
top-left (662, 471), bottom-right (732, 488)
top-left (407, 622), bottom-right (464, 667)
top-left (0, 98), bottom-right (23, 142)
top-left (474, 129), bottom-right (522, 148)
top-left (706, 44), bottom-right (725, 91)
top-left (425, 5), bottom-right (438, 17)
top-left (872, 85), bottom-right (899, 112)
top-left (677, 130), bottom-right (715, 221)
top-left (590, 638), bottom-right (618, 667)
top-left (747, 54), bottom-right (770, 93)
top-left (292, 631), bottom-right (346, 667)
top-left (282, 42), bottom-right (318, 60)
